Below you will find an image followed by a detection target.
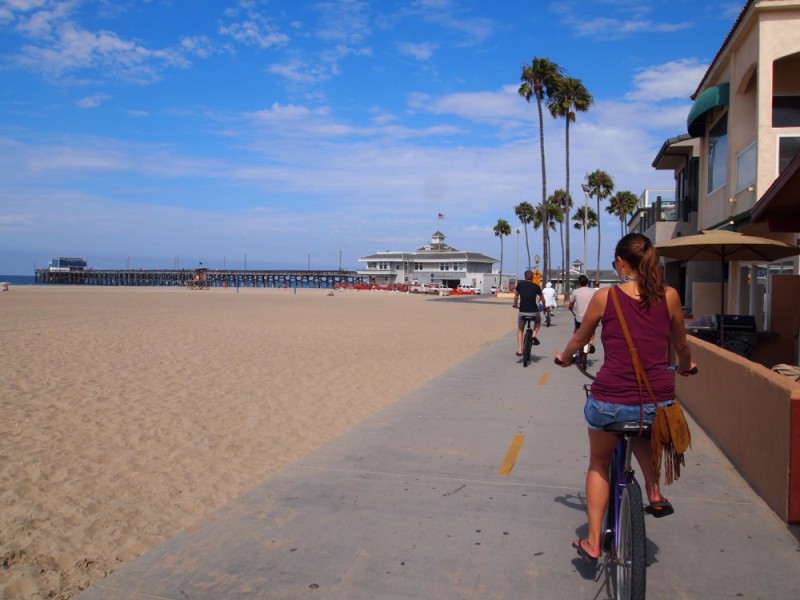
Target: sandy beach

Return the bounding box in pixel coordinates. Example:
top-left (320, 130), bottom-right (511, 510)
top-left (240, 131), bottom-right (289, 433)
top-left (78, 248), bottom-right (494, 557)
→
top-left (0, 285), bottom-right (514, 599)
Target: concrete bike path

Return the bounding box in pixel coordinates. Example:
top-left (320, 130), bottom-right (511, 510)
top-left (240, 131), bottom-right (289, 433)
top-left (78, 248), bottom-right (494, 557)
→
top-left (76, 315), bottom-right (800, 599)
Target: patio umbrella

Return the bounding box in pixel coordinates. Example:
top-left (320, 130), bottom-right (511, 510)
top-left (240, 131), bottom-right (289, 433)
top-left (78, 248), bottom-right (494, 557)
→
top-left (655, 229), bottom-right (800, 338)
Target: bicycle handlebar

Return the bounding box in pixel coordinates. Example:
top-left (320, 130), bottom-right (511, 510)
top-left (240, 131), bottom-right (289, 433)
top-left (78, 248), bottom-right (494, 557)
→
top-left (553, 357), bottom-right (698, 376)
top-left (668, 365), bottom-right (699, 375)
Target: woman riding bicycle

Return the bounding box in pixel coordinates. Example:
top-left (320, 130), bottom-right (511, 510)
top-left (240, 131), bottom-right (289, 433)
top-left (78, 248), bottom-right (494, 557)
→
top-left (555, 233), bottom-right (696, 563)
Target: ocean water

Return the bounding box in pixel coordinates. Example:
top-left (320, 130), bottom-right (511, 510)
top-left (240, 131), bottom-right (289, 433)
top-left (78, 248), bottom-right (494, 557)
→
top-left (0, 275), bottom-right (36, 285)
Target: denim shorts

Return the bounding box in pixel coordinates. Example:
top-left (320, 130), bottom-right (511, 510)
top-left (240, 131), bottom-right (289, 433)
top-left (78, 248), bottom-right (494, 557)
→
top-left (583, 396), bottom-right (674, 431)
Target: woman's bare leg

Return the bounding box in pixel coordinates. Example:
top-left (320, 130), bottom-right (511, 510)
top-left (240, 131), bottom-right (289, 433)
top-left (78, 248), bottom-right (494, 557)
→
top-left (581, 429), bottom-right (618, 556)
top-left (631, 437), bottom-right (666, 504)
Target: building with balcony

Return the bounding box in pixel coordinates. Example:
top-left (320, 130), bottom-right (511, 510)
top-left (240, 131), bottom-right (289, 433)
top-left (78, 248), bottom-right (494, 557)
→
top-left (652, 0), bottom-right (800, 364)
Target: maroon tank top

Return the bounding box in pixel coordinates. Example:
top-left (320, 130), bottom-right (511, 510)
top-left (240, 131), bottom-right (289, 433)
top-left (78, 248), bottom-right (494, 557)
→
top-left (590, 286), bottom-right (674, 405)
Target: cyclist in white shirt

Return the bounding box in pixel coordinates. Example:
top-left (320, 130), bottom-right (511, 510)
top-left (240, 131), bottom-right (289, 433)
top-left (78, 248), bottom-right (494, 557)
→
top-left (542, 281), bottom-right (558, 317)
top-left (569, 275), bottom-right (597, 352)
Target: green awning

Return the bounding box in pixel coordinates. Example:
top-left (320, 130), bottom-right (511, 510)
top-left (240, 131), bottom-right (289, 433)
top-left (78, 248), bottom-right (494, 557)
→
top-left (687, 82), bottom-right (730, 137)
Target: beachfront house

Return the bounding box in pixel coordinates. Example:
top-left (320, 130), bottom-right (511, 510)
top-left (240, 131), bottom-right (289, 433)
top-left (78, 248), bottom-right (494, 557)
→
top-left (652, 0), bottom-right (800, 366)
top-left (357, 231), bottom-right (506, 290)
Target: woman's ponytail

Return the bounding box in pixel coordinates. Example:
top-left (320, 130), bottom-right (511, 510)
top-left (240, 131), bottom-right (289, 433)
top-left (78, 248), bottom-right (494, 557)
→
top-left (615, 233), bottom-right (665, 309)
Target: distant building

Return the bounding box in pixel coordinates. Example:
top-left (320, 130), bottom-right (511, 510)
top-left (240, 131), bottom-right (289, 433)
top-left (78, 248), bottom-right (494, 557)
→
top-left (48, 257), bottom-right (87, 271)
top-left (357, 231), bottom-right (511, 290)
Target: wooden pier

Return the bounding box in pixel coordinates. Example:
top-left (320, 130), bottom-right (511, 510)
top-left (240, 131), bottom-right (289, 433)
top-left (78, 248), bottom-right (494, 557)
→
top-left (34, 268), bottom-right (366, 288)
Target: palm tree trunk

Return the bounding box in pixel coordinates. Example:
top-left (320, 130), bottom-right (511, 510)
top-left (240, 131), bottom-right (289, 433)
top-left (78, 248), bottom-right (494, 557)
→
top-left (499, 237), bottom-right (504, 290)
top-left (523, 225), bottom-right (531, 270)
top-left (558, 220), bottom-right (565, 292)
top-left (536, 95), bottom-right (547, 276)
top-left (564, 117), bottom-right (571, 295)
top-left (596, 197), bottom-right (601, 284)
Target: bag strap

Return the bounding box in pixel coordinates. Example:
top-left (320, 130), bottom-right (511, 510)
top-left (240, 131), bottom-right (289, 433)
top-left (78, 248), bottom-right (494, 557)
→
top-left (609, 286), bottom-right (658, 430)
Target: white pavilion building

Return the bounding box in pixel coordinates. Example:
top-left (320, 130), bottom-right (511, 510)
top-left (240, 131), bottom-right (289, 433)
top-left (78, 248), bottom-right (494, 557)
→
top-left (357, 231), bottom-right (508, 290)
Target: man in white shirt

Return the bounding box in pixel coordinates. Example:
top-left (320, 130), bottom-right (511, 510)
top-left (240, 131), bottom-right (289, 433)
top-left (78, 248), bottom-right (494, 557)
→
top-left (569, 275), bottom-right (597, 352)
top-left (542, 281), bottom-right (558, 312)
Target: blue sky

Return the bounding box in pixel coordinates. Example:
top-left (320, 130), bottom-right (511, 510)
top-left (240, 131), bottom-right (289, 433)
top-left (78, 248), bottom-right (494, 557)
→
top-left (0, 0), bottom-right (742, 275)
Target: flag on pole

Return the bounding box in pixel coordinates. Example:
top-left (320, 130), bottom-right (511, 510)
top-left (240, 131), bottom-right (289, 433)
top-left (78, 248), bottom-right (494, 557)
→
top-left (438, 213), bottom-right (445, 219)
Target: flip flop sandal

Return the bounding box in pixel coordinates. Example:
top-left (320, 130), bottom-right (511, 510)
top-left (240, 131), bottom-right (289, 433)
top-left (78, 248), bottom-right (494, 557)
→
top-left (645, 500), bottom-right (674, 518)
top-left (572, 539), bottom-right (600, 564)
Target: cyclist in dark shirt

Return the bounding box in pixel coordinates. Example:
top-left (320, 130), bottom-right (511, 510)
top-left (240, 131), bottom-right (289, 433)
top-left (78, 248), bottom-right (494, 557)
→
top-left (512, 269), bottom-right (545, 356)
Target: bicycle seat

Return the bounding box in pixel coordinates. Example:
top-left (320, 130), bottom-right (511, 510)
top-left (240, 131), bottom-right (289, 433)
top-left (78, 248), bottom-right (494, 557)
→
top-left (603, 421), bottom-right (651, 436)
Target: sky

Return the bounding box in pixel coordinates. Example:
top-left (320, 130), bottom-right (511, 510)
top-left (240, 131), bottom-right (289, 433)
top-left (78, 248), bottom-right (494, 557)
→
top-left (0, 0), bottom-right (744, 275)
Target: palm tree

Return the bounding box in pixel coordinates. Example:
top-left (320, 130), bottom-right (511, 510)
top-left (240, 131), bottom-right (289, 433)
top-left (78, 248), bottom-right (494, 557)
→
top-left (547, 76), bottom-right (593, 294)
top-left (584, 170), bottom-right (614, 283)
top-left (514, 201), bottom-right (535, 270)
top-left (532, 201), bottom-right (561, 286)
top-left (519, 57), bottom-right (564, 281)
top-left (606, 190), bottom-right (640, 237)
top-left (493, 219), bottom-right (512, 291)
top-left (548, 189), bottom-right (572, 292)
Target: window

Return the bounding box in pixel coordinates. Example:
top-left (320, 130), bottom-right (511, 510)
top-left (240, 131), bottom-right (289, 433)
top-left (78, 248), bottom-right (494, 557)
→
top-left (707, 114), bottom-right (728, 193)
top-left (736, 142), bottom-right (756, 192)
top-left (773, 95), bottom-right (800, 127)
top-left (779, 136), bottom-right (800, 172)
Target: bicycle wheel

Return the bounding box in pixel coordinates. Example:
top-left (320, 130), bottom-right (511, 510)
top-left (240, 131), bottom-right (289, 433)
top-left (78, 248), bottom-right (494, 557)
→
top-left (523, 328), bottom-right (532, 367)
top-left (614, 481), bottom-right (646, 600)
top-left (545, 310), bottom-right (551, 327)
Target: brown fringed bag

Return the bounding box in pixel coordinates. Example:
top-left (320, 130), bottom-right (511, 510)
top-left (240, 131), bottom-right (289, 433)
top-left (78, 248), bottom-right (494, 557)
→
top-left (609, 287), bottom-right (690, 485)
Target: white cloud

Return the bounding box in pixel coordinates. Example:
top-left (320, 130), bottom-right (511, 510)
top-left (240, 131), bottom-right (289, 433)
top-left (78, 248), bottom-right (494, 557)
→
top-left (314, 0), bottom-right (371, 46)
top-left (6, 5), bottom-right (207, 83)
top-left (397, 41), bottom-right (437, 60)
top-left (76, 93), bottom-right (110, 108)
top-left (218, 20), bottom-right (289, 48)
top-left (267, 58), bottom-right (326, 83)
top-left (0, 213), bottom-right (33, 230)
top-left (407, 84), bottom-right (528, 128)
top-left (250, 103), bottom-right (329, 122)
top-left (627, 59), bottom-right (708, 102)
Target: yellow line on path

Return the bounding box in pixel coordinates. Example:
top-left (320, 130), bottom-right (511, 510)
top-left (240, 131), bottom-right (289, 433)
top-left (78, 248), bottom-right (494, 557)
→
top-left (498, 434), bottom-right (525, 476)
top-left (538, 373), bottom-right (549, 386)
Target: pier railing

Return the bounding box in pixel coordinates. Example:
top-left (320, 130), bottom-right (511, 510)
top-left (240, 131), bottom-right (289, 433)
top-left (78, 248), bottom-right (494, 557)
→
top-left (34, 269), bottom-right (366, 288)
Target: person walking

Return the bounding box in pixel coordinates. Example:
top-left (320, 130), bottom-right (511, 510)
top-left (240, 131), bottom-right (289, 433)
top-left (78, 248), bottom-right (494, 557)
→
top-left (512, 270), bottom-right (545, 356)
top-left (555, 233), bottom-right (696, 563)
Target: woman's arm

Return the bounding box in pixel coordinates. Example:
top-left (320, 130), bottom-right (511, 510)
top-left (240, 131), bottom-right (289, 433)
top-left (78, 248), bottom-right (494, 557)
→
top-left (666, 286), bottom-right (695, 375)
top-left (555, 287), bottom-right (607, 365)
